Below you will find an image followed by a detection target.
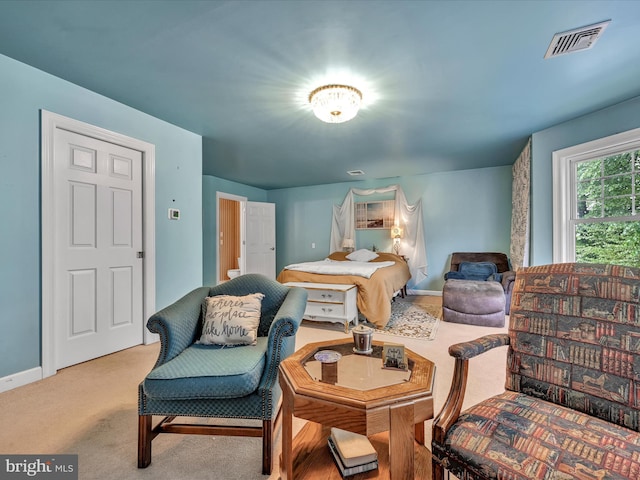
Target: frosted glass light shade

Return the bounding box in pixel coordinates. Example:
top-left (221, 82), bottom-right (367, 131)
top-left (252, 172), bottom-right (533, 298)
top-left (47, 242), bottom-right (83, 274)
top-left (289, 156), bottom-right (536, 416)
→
top-left (309, 84), bottom-right (362, 124)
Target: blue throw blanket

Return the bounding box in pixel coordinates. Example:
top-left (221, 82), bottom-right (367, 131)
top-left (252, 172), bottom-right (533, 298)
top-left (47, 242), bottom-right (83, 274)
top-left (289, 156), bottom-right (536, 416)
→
top-left (444, 261), bottom-right (502, 282)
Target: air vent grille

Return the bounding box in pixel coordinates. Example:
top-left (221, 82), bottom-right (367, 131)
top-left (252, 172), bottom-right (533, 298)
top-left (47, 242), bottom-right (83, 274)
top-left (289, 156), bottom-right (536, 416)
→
top-left (544, 20), bottom-right (610, 59)
top-left (347, 170), bottom-right (365, 176)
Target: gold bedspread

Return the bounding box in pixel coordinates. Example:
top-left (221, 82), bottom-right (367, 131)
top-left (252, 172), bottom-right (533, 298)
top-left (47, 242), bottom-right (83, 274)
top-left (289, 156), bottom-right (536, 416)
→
top-left (276, 252), bottom-right (411, 328)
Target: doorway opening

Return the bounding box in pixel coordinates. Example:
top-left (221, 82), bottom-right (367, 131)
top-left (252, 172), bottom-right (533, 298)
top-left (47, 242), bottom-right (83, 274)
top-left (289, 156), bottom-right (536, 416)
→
top-left (216, 192), bottom-right (246, 284)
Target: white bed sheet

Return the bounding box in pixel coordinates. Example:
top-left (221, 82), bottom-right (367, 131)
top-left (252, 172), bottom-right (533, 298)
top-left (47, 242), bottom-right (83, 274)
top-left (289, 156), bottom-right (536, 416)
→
top-left (283, 259), bottom-right (395, 279)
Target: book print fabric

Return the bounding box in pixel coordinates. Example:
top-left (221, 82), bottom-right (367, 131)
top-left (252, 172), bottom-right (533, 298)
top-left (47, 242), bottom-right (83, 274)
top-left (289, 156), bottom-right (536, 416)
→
top-left (436, 263), bottom-right (640, 480)
top-left (507, 263), bottom-right (640, 432)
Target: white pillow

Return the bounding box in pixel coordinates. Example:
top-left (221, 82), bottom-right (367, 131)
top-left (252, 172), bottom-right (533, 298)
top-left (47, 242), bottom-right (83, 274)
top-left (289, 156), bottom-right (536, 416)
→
top-left (346, 249), bottom-right (379, 262)
top-left (199, 293), bottom-right (264, 346)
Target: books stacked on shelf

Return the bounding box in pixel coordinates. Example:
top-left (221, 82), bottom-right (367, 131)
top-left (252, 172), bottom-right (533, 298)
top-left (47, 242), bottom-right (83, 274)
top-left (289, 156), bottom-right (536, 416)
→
top-left (327, 427), bottom-right (378, 477)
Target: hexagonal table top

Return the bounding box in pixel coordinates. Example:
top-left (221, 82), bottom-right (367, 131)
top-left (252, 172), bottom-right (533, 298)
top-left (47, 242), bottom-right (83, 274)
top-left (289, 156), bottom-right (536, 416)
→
top-left (281, 338), bottom-right (435, 411)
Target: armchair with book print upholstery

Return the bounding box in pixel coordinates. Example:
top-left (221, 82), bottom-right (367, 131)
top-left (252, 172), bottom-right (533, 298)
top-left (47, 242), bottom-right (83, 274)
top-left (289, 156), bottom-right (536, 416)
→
top-left (432, 263), bottom-right (640, 480)
top-left (137, 274), bottom-right (307, 475)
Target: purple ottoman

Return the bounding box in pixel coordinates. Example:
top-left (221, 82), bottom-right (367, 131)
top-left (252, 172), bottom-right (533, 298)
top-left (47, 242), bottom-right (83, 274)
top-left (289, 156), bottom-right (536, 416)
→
top-left (442, 279), bottom-right (505, 327)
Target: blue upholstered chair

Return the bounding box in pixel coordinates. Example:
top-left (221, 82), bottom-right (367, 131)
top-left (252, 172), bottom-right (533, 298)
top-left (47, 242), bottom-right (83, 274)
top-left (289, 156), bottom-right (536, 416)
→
top-left (137, 274), bottom-right (307, 474)
top-left (443, 252), bottom-right (516, 317)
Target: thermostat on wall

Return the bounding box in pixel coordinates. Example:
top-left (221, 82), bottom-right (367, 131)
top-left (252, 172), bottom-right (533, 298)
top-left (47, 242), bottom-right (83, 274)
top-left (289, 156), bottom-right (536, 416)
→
top-left (168, 208), bottom-right (180, 220)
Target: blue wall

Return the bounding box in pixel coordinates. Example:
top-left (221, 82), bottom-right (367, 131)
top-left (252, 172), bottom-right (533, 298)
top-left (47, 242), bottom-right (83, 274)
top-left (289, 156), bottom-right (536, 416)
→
top-left (202, 175), bottom-right (268, 286)
top-left (267, 166), bottom-right (513, 292)
top-left (7, 36), bottom-right (639, 386)
top-left (530, 96), bottom-right (640, 265)
top-left (0, 54), bottom-right (203, 379)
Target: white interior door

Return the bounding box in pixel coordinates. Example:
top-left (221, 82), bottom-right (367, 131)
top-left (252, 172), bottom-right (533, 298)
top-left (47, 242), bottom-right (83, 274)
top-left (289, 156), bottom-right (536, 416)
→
top-left (243, 201), bottom-right (276, 279)
top-left (53, 129), bottom-right (143, 369)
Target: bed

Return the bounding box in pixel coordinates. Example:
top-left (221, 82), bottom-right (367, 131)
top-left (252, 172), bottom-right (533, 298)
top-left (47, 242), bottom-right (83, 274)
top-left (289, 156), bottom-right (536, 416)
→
top-left (276, 251), bottom-right (411, 328)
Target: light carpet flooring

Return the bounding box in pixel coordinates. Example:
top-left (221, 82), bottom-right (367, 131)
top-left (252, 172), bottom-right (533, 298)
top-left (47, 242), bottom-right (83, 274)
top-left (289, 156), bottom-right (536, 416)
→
top-left (0, 296), bottom-right (509, 479)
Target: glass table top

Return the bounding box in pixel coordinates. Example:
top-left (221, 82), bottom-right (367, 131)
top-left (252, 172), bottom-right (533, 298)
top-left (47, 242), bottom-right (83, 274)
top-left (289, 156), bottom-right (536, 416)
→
top-left (302, 342), bottom-right (412, 391)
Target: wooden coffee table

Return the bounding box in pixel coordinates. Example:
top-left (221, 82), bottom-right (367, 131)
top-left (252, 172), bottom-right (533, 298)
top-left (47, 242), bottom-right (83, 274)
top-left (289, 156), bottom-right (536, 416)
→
top-left (279, 339), bottom-right (436, 479)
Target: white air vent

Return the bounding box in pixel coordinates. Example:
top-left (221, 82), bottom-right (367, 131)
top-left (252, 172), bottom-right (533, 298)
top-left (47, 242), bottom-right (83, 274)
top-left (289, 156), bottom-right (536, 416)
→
top-left (544, 20), bottom-right (610, 59)
top-left (347, 170), bottom-right (365, 176)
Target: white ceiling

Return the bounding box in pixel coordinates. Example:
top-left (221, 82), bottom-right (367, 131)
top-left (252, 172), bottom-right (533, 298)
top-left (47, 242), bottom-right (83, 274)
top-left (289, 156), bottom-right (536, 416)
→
top-left (1, 0), bottom-right (640, 189)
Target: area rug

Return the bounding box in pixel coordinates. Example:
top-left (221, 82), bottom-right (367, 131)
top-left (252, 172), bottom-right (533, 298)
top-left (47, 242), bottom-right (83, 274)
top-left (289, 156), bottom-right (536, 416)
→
top-left (362, 301), bottom-right (441, 340)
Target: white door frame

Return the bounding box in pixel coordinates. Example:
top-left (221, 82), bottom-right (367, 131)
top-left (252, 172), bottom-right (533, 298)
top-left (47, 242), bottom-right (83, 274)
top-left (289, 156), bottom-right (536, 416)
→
top-left (41, 110), bottom-right (156, 378)
top-left (215, 191), bottom-right (247, 285)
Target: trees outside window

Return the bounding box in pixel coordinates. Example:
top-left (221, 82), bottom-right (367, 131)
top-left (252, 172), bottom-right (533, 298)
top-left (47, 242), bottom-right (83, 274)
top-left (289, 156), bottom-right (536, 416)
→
top-left (553, 129), bottom-right (640, 268)
top-left (574, 151), bottom-right (639, 267)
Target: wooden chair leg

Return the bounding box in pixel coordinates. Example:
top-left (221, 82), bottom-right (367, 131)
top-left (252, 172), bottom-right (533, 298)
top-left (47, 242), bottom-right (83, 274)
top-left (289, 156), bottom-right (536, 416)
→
top-left (432, 458), bottom-right (445, 480)
top-left (139, 414), bottom-right (273, 473)
top-left (138, 415), bottom-right (152, 468)
top-left (262, 419), bottom-right (272, 475)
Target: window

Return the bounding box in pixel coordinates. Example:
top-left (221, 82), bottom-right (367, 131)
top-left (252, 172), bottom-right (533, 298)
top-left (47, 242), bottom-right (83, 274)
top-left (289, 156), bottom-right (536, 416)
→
top-left (553, 128), bottom-right (640, 268)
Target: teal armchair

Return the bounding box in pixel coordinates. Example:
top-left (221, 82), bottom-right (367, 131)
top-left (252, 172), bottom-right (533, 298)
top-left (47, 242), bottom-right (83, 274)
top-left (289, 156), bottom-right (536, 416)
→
top-left (138, 274), bottom-right (307, 474)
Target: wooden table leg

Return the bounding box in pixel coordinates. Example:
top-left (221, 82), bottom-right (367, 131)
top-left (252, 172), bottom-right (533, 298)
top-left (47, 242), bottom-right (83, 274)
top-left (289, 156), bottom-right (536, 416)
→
top-left (389, 402), bottom-right (415, 480)
top-left (280, 381), bottom-right (293, 480)
top-left (415, 420), bottom-right (425, 446)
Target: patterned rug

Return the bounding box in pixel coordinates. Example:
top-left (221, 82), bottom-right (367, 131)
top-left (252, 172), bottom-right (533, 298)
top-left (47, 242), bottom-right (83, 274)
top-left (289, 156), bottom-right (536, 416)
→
top-left (361, 301), bottom-right (441, 340)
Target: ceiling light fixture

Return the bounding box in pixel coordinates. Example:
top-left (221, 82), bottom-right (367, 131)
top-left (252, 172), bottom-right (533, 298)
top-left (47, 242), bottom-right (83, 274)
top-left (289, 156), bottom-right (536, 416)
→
top-left (308, 84), bottom-right (363, 124)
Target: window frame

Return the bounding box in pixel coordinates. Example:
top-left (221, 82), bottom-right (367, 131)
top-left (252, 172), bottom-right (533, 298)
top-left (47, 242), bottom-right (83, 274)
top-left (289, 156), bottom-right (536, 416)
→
top-left (552, 127), bottom-right (640, 263)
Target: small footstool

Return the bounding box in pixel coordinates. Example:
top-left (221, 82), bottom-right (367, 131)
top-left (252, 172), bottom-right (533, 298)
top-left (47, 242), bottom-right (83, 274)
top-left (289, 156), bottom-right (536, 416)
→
top-left (442, 279), bottom-right (505, 327)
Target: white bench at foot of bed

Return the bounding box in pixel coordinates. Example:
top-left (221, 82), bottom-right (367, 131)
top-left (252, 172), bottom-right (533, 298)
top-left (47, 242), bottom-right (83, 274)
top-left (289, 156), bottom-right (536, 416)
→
top-left (282, 282), bottom-right (358, 333)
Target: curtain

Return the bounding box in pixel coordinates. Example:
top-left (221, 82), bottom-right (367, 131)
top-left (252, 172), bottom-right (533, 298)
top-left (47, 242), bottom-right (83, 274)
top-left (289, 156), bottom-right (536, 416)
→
top-left (510, 138), bottom-right (531, 270)
top-left (330, 185), bottom-right (428, 283)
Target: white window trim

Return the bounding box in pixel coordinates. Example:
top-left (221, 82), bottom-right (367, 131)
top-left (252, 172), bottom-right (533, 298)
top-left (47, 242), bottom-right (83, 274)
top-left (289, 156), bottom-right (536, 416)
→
top-left (552, 127), bottom-right (640, 263)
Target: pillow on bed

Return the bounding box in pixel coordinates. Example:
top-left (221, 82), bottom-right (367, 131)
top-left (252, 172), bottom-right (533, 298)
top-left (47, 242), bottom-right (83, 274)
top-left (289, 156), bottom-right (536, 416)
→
top-left (346, 249), bottom-right (379, 262)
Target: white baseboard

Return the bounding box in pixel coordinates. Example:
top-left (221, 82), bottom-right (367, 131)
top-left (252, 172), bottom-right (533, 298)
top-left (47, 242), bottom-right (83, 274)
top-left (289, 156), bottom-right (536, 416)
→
top-left (0, 367), bottom-right (43, 393)
top-left (408, 289), bottom-right (442, 296)
top-left (144, 331), bottom-right (159, 345)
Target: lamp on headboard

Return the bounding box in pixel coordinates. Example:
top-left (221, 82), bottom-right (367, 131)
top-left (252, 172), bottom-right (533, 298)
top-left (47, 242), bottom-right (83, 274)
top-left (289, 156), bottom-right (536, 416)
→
top-left (390, 226), bottom-right (403, 255)
top-left (342, 238), bottom-right (355, 253)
